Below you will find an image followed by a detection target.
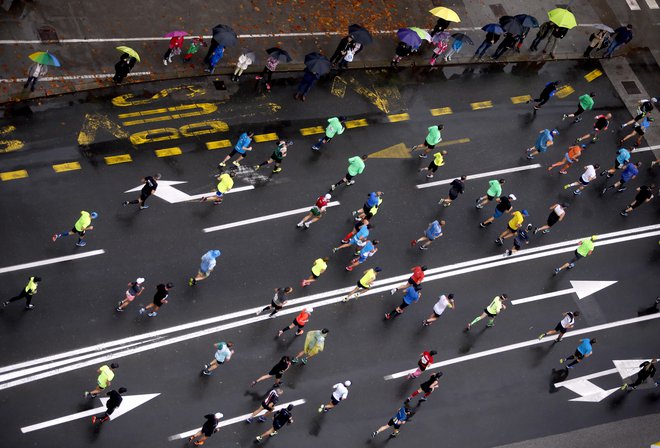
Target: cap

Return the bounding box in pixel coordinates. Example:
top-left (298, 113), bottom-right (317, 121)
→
top-left (210, 250), bottom-right (221, 258)
top-left (90, 212), bottom-right (98, 219)
top-left (214, 412), bottom-right (224, 419)
top-left (374, 267), bottom-right (382, 272)
top-left (136, 277), bottom-right (145, 284)
top-left (508, 194), bottom-right (517, 201)
top-left (306, 307), bottom-right (314, 313)
top-left (344, 380), bottom-right (352, 387)
top-left (651, 97), bottom-right (658, 103)
top-left (591, 235), bottom-right (598, 241)
top-left (521, 209), bottom-right (529, 217)
top-left (324, 193), bottom-right (332, 200)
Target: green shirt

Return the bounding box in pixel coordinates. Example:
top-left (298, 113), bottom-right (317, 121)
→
top-left (578, 94), bottom-right (594, 111)
top-left (486, 180), bottom-right (502, 197)
top-left (577, 238), bottom-right (594, 257)
top-left (74, 211), bottom-right (92, 232)
top-left (97, 365), bottom-right (115, 388)
top-left (326, 117), bottom-right (345, 138)
top-left (347, 156), bottom-right (366, 176)
top-left (426, 126), bottom-right (442, 146)
top-left (486, 296), bottom-right (504, 315)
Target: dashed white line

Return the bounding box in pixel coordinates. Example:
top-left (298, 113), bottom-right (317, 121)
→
top-left (416, 164), bottom-right (541, 189)
top-left (0, 250), bottom-right (105, 275)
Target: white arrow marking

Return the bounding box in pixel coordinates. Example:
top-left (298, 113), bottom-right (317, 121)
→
top-left (167, 399), bottom-right (306, 441)
top-left (124, 180), bottom-right (254, 204)
top-left (613, 358), bottom-right (658, 384)
top-left (511, 280), bottom-right (617, 305)
top-left (21, 393), bottom-right (159, 433)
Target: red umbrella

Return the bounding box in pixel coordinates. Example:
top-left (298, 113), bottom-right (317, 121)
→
top-left (164, 30), bottom-right (189, 38)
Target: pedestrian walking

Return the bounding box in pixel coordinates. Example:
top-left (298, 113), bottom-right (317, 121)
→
top-left (218, 131), bottom-right (254, 167)
top-left (122, 174), bottom-right (161, 209)
top-left (503, 224), bottom-right (532, 256)
top-left (621, 184), bottom-right (655, 216)
top-left (438, 176), bottom-right (466, 207)
top-left (319, 381), bottom-right (351, 413)
top-left (344, 267), bottom-right (382, 302)
top-left (52, 210), bottom-right (98, 247)
top-left (24, 62), bottom-right (48, 92)
top-left (255, 55), bottom-right (280, 92)
top-left (529, 21), bottom-right (553, 51)
top-left (183, 36), bottom-right (206, 62)
top-left (337, 41), bottom-right (360, 71)
top-left (476, 179), bottom-right (505, 208)
top-left (600, 147), bottom-right (631, 178)
top-left (231, 51), bottom-right (254, 82)
top-left (201, 341), bottom-right (234, 376)
top-left (188, 413), bottom-right (223, 446)
top-left (411, 220), bottom-right (445, 250)
top-left (277, 308), bottom-right (312, 337)
top-left (526, 128), bottom-right (559, 160)
top-left (301, 258), bottom-right (328, 287)
top-left (255, 403), bottom-right (294, 442)
top-left (297, 194), bottom-right (332, 229)
top-left (563, 92), bottom-right (595, 123)
top-left (189, 250), bottom-right (221, 286)
top-left (443, 37), bottom-right (464, 61)
top-left (583, 29), bottom-right (608, 57)
top-left (246, 387), bottom-right (283, 423)
top-left (91, 387), bottom-right (127, 425)
top-left (621, 97), bottom-right (656, 128)
top-left (492, 32), bottom-right (517, 59)
top-left (251, 357), bottom-right (292, 388)
top-left (576, 113), bottom-right (611, 143)
top-left (390, 266), bottom-right (426, 295)
top-left (254, 139), bottom-right (291, 173)
top-left (533, 203), bottom-right (568, 234)
top-left (495, 209), bottom-right (529, 245)
top-left (432, 17), bottom-right (451, 36)
top-left (602, 161), bottom-right (641, 195)
top-left (115, 277), bottom-right (145, 312)
top-left (391, 41), bottom-right (414, 67)
top-left (311, 116), bottom-right (346, 151)
top-left (329, 155), bottom-right (368, 191)
top-left (563, 164), bottom-right (600, 195)
top-left (385, 285), bottom-right (422, 320)
top-left (529, 81), bottom-right (561, 110)
top-left (560, 338), bottom-right (596, 369)
top-left (418, 151), bottom-right (445, 178)
top-left (85, 363), bottom-right (119, 398)
top-left (138, 282), bottom-right (173, 317)
top-left (621, 359), bottom-right (658, 391)
top-left (3, 276), bottom-right (41, 310)
top-left (429, 37), bottom-right (449, 66)
top-left (205, 45), bottom-right (224, 73)
top-left (371, 405), bottom-right (413, 438)
top-left (292, 328), bottom-right (329, 365)
top-left (405, 372), bottom-right (443, 404)
top-left (163, 36), bottom-right (184, 65)
top-left (479, 194), bottom-right (516, 228)
top-left (547, 144), bottom-right (585, 174)
top-left (113, 53), bottom-right (130, 83)
top-left (200, 171), bottom-right (236, 205)
top-left (604, 24), bottom-right (633, 58)
top-left (256, 287), bottom-right (293, 317)
top-left (294, 67), bottom-right (320, 101)
top-left (345, 240), bottom-right (379, 272)
top-left (352, 191), bottom-right (383, 221)
top-left (330, 35), bottom-right (356, 65)
top-left (406, 350), bottom-right (437, 379)
top-left (475, 31), bottom-right (500, 59)
top-left (620, 116), bottom-right (654, 148)
top-left (543, 25), bottom-right (568, 58)
top-left (538, 311), bottom-right (580, 342)
top-left (422, 293), bottom-right (455, 326)
top-left (554, 236), bottom-right (597, 274)
top-left (410, 124), bottom-right (443, 158)
top-left (466, 294), bottom-right (508, 330)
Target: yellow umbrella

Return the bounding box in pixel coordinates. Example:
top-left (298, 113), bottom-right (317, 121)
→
top-left (429, 6), bottom-right (461, 23)
top-left (116, 46), bottom-right (140, 62)
top-left (548, 8), bottom-right (577, 29)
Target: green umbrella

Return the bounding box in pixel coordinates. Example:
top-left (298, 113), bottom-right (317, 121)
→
top-left (116, 46), bottom-right (140, 62)
top-left (548, 8), bottom-right (577, 29)
top-left (409, 27), bottom-right (432, 42)
top-left (29, 51), bottom-right (61, 67)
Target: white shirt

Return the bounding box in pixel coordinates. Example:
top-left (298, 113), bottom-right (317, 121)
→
top-left (33, 64), bottom-right (43, 77)
top-left (560, 313), bottom-right (575, 329)
top-left (332, 383), bottom-right (349, 401)
top-left (581, 165), bottom-right (596, 182)
top-left (433, 295), bottom-right (451, 315)
top-left (553, 204), bottom-right (565, 217)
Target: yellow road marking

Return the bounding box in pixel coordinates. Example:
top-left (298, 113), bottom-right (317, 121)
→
top-left (368, 143), bottom-right (411, 159)
top-left (78, 113), bottom-right (129, 146)
top-left (118, 103), bottom-right (218, 126)
top-left (130, 128), bottom-right (179, 145)
top-left (330, 76), bottom-right (347, 98)
top-left (254, 133), bottom-right (279, 143)
top-left (430, 107), bottom-right (453, 116)
top-left (471, 101), bottom-right (493, 110)
top-left (104, 154), bottom-right (132, 165)
top-left (438, 137), bottom-right (470, 148)
top-left (299, 126), bottom-right (325, 136)
top-left (155, 147), bottom-right (182, 158)
top-left (52, 162), bottom-right (82, 173)
top-left (112, 85), bottom-right (206, 107)
top-left (584, 69), bottom-right (603, 82)
top-left (206, 140), bottom-right (232, 150)
top-left (387, 113), bottom-right (410, 122)
top-left (555, 85), bottom-right (575, 98)
top-left (510, 95), bottom-right (532, 104)
top-left (346, 118), bottom-right (368, 129)
top-left (1, 169), bottom-right (28, 181)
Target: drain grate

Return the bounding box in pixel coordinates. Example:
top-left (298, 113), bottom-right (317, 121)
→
top-left (213, 79), bottom-right (226, 91)
top-left (621, 80), bottom-right (641, 95)
top-left (37, 26), bottom-right (59, 44)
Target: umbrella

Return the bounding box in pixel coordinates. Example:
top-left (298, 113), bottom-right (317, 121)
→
top-left (481, 23), bottom-right (504, 35)
top-left (451, 33), bottom-right (474, 45)
top-left (429, 6), bottom-right (461, 23)
top-left (348, 23), bottom-right (373, 45)
top-left (501, 19), bottom-right (523, 35)
top-left (266, 47), bottom-right (292, 62)
top-left (548, 8), bottom-right (577, 29)
top-left (499, 15), bottom-right (514, 26)
top-left (164, 30), bottom-right (189, 38)
top-left (212, 24), bottom-right (238, 47)
top-left (304, 52), bottom-right (331, 75)
top-left (592, 23), bottom-right (614, 33)
top-left (409, 27), bottom-right (432, 42)
top-left (116, 46), bottom-right (140, 62)
top-left (514, 14), bottom-right (539, 28)
top-left (242, 50), bottom-right (256, 62)
top-left (431, 31), bottom-right (450, 43)
top-left (396, 28), bottom-right (423, 47)
top-left (28, 51), bottom-right (61, 67)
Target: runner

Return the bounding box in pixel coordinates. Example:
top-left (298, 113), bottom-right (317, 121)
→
top-left (466, 294), bottom-right (508, 330)
top-left (563, 163), bottom-right (599, 196)
top-left (407, 350), bottom-right (437, 379)
top-left (410, 220), bottom-right (445, 250)
top-left (52, 210), bottom-right (98, 247)
top-left (91, 387), bottom-right (127, 425)
top-left (189, 250), bottom-right (221, 286)
top-left (329, 155), bottom-right (368, 191)
top-left (438, 175), bottom-right (467, 207)
top-left (495, 209), bottom-right (528, 245)
top-left (200, 171), bottom-right (235, 205)
top-left (277, 308), bottom-right (313, 337)
top-left (297, 194), bottom-right (332, 229)
top-left (528, 80), bottom-right (561, 110)
top-left (318, 381), bottom-right (351, 413)
top-left (476, 179), bottom-right (505, 209)
top-left (405, 372), bottom-right (443, 404)
top-left (554, 236), bottom-right (597, 274)
top-left (560, 338), bottom-right (596, 370)
top-left (292, 328), bottom-right (329, 365)
top-left (352, 191), bottom-right (383, 221)
top-left (525, 128), bottom-right (559, 160)
top-left (602, 161), bottom-right (642, 194)
top-left (390, 265), bottom-right (426, 295)
top-left (138, 282), bottom-right (173, 317)
top-left (218, 131), bottom-right (254, 167)
top-left (533, 203), bottom-right (568, 234)
top-left (344, 267), bottom-right (382, 302)
top-left (620, 116), bottom-right (654, 147)
top-left (547, 144), bottom-right (585, 174)
top-left (422, 293), bottom-right (455, 326)
top-left (620, 359), bottom-right (658, 391)
top-left (411, 124), bottom-right (444, 158)
top-left (85, 363), bottom-right (119, 398)
top-left (385, 285), bottom-right (422, 320)
top-left (620, 97), bottom-right (656, 128)
top-left (418, 151), bottom-right (445, 178)
top-left (333, 222), bottom-right (370, 253)
top-left (480, 194), bottom-right (516, 228)
top-left (256, 287), bottom-right (294, 317)
top-left (600, 147), bottom-right (630, 178)
top-left (371, 405), bottom-right (413, 438)
top-left (340, 218), bottom-right (369, 244)
top-left (311, 116), bottom-right (346, 151)
top-left (575, 113), bottom-right (611, 143)
top-left (538, 311), bottom-right (580, 342)
top-left (254, 139), bottom-right (291, 173)
top-left (122, 173), bottom-right (161, 209)
top-left (301, 258), bottom-right (328, 287)
top-left (188, 413), bottom-right (223, 446)
top-left (3, 276), bottom-right (41, 310)
top-left (255, 404), bottom-right (294, 442)
top-left (621, 184), bottom-right (656, 216)
top-left (115, 277), bottom-right (145, 312)
top-left (250, 357), bottom-right (292, 387)
top-left (562, 92), bottom-right (595, 123)
top-left (345, 239), bottom-right (379, 272)
top-left (504, 223), bottom-right (532, 256)
top-left (201, 341), bottom-right (234, 376)
top-left (246, 387), bottom-right (283, 423)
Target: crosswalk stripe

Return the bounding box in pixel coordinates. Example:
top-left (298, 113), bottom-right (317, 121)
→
top-left (52, 162), bottom-right (82, 173)
top-left (0, 169), bottom-right (28, 181)
top-left (104, 154), bottom-right (132, 165)
top-left (387, 113), bottom-right (410, 122)
top-left (154, 147), bottom-right (182, 158)
top-left (626, 0), bottom-right (641, 9)
top-left (644, 0), bottom-right (659, 8)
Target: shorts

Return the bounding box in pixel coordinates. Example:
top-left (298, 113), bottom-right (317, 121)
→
top-left (507, 225), bottom-right (517, 233)
top-left (432, 310), bottom-right (442, 318)
top-left (421, 383), bottom-right (433, 394)
top-left (310, 206), bottom-right (322, 217)
top-left (633, 112), bottom-right (645, 121)
top-left (486, 194), bottom-right (495, 201)
top-left (357, 280), bottom-right (370, 289)
top-left (345, 173), bottom-right (354, 181)
top-left (573, 350), bottom-right (585, 360)
top-left (273, 420), bottom-right (286, 431)
top-left (270, 300), bottom-right (284, 310)
top-left (229, 148), bottom-right (246, 158)
top-left (364, 210), bottom-right (375, 219)
top-left (399, 300), bottom-right (411, 310)
top-left (407, 277), bottom-right (420, 287)
top-left (198, 268), bottom-right (211, 278)
top-left (292, 317), bottom-right (305, 329)
top-left (613, 158), bottom-right (622, 170)
top-left (564, 153), bottom-right (573, 164)
top-left (140, 191), bottom-right (151, 202)
top-left (547, 212), bottom-right (560, 227)
top-left (331, 395), bottom-right (341, 406)
top-left (513, 240), bottom-right (522, 250)
top-left (424, 231), bottom-right (437, 241)
top-left (357, 255), bottom-right (368, 264)
top-left (96, 381), bottom-right (108, 390)
top-left (261, 402), bottom-right (274, 411)
top-left (484, 308), bottom-right (497, 318)
top-left (310, 271), bottom-right (320, 279)
top-left (423, 141), bottom-right (435, 150)
top-left (387, 418), bottom-right (402, 429)
top-left (71, 227), bottom-right (85, 237)
top-left (536, 145), bottom-right (548, 153)
top-left (268, 366), bottom-right (285, 379)
top-left (271, 154), bottom-right (283, 163)
top-left (630, 199), bottom-right (643, 209)
top-left (153, 299), bottom-right (165, 307)
top-left (572, 249), bottom-right (585, 262)
top-left (554, 322), bottom-right (568, 334)
top-left (202, 426), bottom-right (215, 437)
top-left (619, 177), bottom-right (630, 186)
top-left (214, 352), bottom-right (226, 363)
top-left (493, 208), bottom-right (504, 219)
top-left (578, 176), bottom-right (590, 186)
top-left (124, 291), bottom-right (136, 302)
top-left (634, 125), bottom-right (645, 136)
top-left (448, 188), bottom-right (460, 200)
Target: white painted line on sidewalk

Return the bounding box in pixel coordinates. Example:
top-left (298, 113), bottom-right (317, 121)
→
top-left (645, 0), bottom-right (660, 9)
top-left (384, 312), bottom-right (660, 380)
top-left (0, 72), bottom-right (151, 83)
top-left (416, 164), bottom-right (541, 189)
top-left (202, 201), bottom-right (340, 232)
top-left (626, 0), bottom-right (642, 10)
top-left (0, 250), bottom-right (105, 275)
top-left (167, 399), bottom-right (306, 441)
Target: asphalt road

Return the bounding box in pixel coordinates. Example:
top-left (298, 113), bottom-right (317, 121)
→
top-left (0, 59), bottom-right (659, 448)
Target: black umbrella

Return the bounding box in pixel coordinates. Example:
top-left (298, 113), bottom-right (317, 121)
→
top-left (502, 19), bottom-right (523, 35)
top-left (514, 14), bottom-right (539, 28)
top-left (348, 23), bottom-right (373, 45)
top-left (499, 15), bottom-right (514, 26)
top-left (304, 52), bottom-right (331, 75)
top-left (451, 33), bottom-right (474, 45)
top-left (266, 47), bottom-right (292, 62)
top-left (212, 24), bottom-right (238, 47)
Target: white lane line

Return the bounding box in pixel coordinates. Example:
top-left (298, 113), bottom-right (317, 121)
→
top-left (634, 144), bottom-right (660, 152)
top-left (202, 201), bottom-right (340, 232)
top-left (384, 312), bottom-right (660, 380)
top-left (511, 288), bottom-right (575, 305)
top-left (554, 368), bottom-right (618, 388)
top-left (0, 72), bottom-right (151, 83)
top-left (626, 0), bottom-right (642, 10)
top-left (167, 399), bottom-right (306, 441)
top-left (416, 164), bottom-right (541, 189)
top-left (0, 250), bottom-right (105, 275)
top-left (645, 0), bottom-right (660, 9)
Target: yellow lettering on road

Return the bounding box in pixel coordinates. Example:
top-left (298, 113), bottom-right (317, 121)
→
top-left (155, 147), bottom-right (182, 157)
top-left (118, 103), bottom-right (218, 126)
top-left (206, 140), bottom-right (232, 150)
top-left (1, 169), bottom-right (28, 181)
top-left (112, 85), bottom-right (206, 107)
top-left (78, 113), bottom-right (129, 146)
top-left (330, 76), bottom-right (348, 98)
top-left (180, 120), bottom-right (229, 138)
top-left (368, 143), bottom-right (411, 159)
top-left (0, 125), bottom-right (25, 153)
top-left (130, 128), bottom-right (179, 145)
top-left (332, 75), bottom-right (402, 113)
top-left (52, 162), bottom-right (82, 172)
top-left (430, 107), bottom-right (453, 116)
top-left (387, 113), bottom-right (410, 122)
top-left (471, 101), bottom-right (493, 110)
top-left (104, 154), bottom-right (132, 165)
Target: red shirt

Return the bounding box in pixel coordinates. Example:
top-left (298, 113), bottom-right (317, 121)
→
top-left (315, 196), bottom-right (329, 208)
top-left (418, 351), bottom-right (434, 370)
top-left (295, 310), bottom-right (311, 326)
top-left (410, 266), bottom-right (425, 284)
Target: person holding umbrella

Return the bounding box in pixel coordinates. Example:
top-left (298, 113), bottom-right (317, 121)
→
top-left (543, 25), bottom-right (568, 59)
top-left (257, 48), bottom-right (290, 92)
top-left (475, 24), bottom-right (502, 59)
top-left (492, 32), bottom-right (517, 59)
top-left (529, 21), bottom-right (553, 51)
top-left (604, 24), bottom-right (633, 58)
top-left (444, 33), bottom-right (471, 61)
top-left (205, 45), bottom-right (225, 73)
top-left (295, 52), bottom-right (330, 101)
top-left (24, 51), bottom-right (59, 92)
top-left (113, 53), bottom-right (130, 83)
top-left (584, 28), bottom-right (609, 57)
top-left (392, 28), bottom-right (424, 67)
top-left (429, 6), bottom-right (460, 36)
top-left (330, 35), bottom-right (357, 66)
top-left (429, 32), bottom-right (450, 66)
top-left (183, 36), bottom-right (206, 62)
top-left (163, 33), bottom-right (186, 66)
top-left (232, 50), bottom-right (254, 82)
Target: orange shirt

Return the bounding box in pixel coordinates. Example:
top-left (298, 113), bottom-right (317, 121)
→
top-left (567, 145), bottom-right (582, 160)
top-left (295, 310), bottom-right (310, 326)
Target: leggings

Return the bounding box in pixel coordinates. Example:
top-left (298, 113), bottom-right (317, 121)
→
top-left (6, 290), bottom-right (32, 306)
top-left (428, 161), bottom-right (441, 173)
top-left (260, 67), bottom-right (273, 82)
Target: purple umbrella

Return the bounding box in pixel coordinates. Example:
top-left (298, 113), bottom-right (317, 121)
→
top-left (396, 28), bottom-right (423, 47)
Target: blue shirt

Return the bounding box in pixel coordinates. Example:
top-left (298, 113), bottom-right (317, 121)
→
top-left (234, 132), bottom-right (252, 154)
top-left (366, 192), bottom-right (379, 207)
top-left (638, 116), bottom-right (651, 130)
top-left (200, 250), bottom-right (220, 272)
top-left (535, 129), bottom-right (553, 151)
top-left (621, 163), bottom-right (638, 182)
top-left (576, 338), bottom-right (592, 356)
top-left (350, 225), bottom-right (369, 245)
top-left (393, 406), bottom-right (409, 423)
top-left (616, 148), bottom-right (630, 166)
top-left (359, 240), bottom-right (374, 258)
top-left (425, 221), bottom-right (442, 240)
top-left (402, 286), bottom-right (420, 305)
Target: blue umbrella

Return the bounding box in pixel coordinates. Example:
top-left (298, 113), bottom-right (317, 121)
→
top-left (481, 23), bottom-right (504, 35)
top-left (396, 28), bottom-right (423, 47)
top-left (514, 14), bottom-right (539, 28)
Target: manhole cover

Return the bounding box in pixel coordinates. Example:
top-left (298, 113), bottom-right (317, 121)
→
top-left (213, 79), bottom-right (226, 90)
top-left (37, 26), bottom-right (59, 44)
top-left (621, 80), bottom-right (641, 95)
top-left (489, 3), bottom-right (507, 17)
